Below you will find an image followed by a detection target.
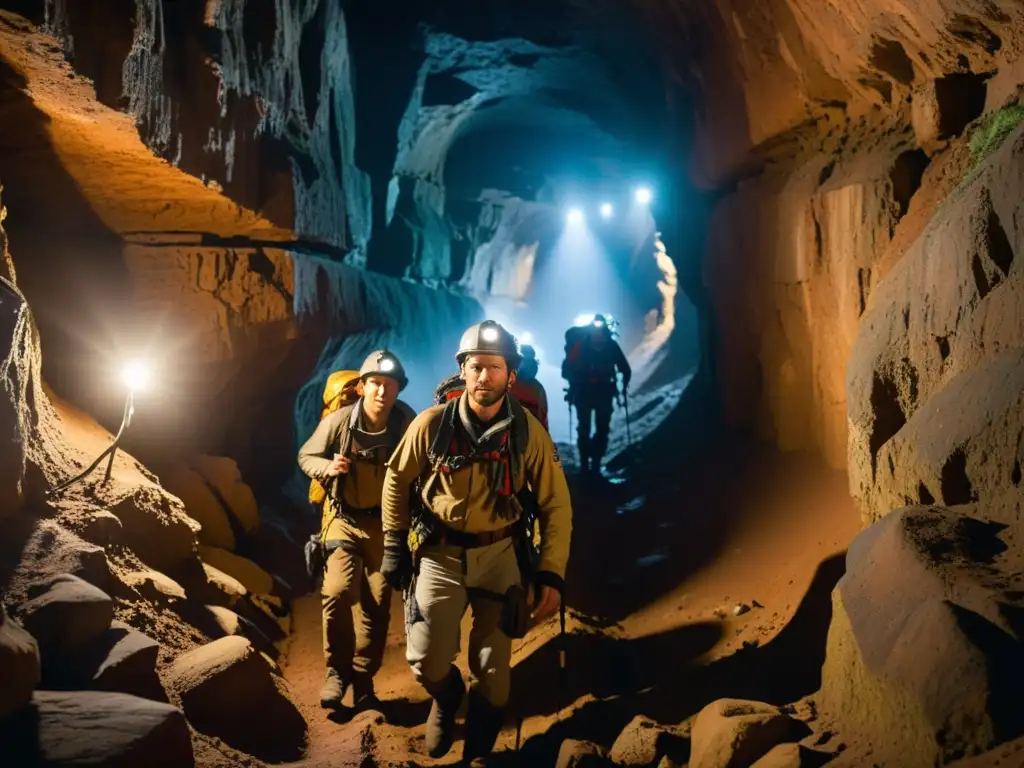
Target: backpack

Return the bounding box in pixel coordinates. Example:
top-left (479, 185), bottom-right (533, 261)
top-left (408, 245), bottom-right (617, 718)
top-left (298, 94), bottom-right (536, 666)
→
top-left (308, 370), bottom-right (361, 505)
top-left (561, 326), bottom-right (586, 382)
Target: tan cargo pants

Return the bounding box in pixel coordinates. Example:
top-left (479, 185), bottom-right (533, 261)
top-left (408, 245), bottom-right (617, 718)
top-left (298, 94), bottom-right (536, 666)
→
top-left (405, 538), bottom-right (521, 707)
top-left (322, 515), bottom-right (391, 678)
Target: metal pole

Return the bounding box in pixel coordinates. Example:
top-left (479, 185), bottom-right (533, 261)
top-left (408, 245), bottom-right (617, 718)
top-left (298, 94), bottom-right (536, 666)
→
top-left (623, 390), bottom-right (632, 447)
top-left (49, 389), bottom-right (135, 496)
top-left (103, 390), bottom-right (133, 483)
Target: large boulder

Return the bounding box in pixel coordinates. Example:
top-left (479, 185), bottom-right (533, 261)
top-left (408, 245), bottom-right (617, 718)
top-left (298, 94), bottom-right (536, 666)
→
top-left (181, 560), bottom-right (287, 644)
top-left (198, 545), bottom-right (274, 596)
top-left (820, 503), bottom-right (1024, 767)
top-left (0, 603), bottom-right (40, 719)
top-left (0, 690), bottom-right (193, 767)
top-left (166, 636), bottom-right (306, 761)
top-left (199, 604), bottom-right (278, 659)
top-left (18, 574), bottom-right (114, 666)
top-left (846, 122), bottom-right (1024, 521)
top-left (123, 569), bottom-right (188, 605)
top-left (690, 699), bottom-right (808, 768)
top-left (557, 739), bottom-right (611, 767)
top-left (610, 715), bottom-right (691, 767)
top-left (190, 455), bottom-right (261, 533)
top-left (750, 743), bottom-right (832, 767)
top-left (108, 484), bottom-right (200, 572)
top-left (76, 510), bottom-right (124, 548)
top-left (77, 621), bottom-right (166, 702)
top-left (160, 464), bottom-right (237, 551)
top-left (12, 520), bottom-right (113, 594)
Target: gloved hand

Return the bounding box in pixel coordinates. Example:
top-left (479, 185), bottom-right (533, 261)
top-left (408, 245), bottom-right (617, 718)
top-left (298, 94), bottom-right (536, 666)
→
top-left (381, 530), bottom-right (412, 591)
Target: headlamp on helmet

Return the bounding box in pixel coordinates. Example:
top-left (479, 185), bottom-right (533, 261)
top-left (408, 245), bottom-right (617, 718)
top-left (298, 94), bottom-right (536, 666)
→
top-left (358, 349), bottom-right (408, 391)
top-left (456, 320), bottom-right (522, 370)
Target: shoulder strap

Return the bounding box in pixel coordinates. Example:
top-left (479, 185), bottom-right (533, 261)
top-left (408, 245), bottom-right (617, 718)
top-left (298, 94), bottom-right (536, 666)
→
top-left (506, 396), bottom-right (530, 493)
top-left (337, 403), bottom-right (357, 457)
top-left (325, 404), bottom-right (357, 503)
top-left (427, 398), bottom-right (460, 471)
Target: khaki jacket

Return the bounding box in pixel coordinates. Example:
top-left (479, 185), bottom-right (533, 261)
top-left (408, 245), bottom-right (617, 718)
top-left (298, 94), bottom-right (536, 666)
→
top-left (298, 401), bottom-right (414, 540)
top-left (382, 397), bottom-right (573, 579)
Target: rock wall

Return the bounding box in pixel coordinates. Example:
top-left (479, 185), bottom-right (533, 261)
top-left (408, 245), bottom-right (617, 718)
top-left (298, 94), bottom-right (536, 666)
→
top-left (0, 176), bottom-right (312, 765)
top-left (0, 16), bottom-right (313, 478)
top-left (847, 121), bottom-right (1024, 521)
top-left (686, 0), bottom-right (1024, 475)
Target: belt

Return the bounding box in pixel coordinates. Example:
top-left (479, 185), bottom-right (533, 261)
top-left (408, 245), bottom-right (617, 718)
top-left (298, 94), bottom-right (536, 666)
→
top-left (345, 505), bottom-right (381, 516)
top-left (429, 522), bottom-right (515, 549)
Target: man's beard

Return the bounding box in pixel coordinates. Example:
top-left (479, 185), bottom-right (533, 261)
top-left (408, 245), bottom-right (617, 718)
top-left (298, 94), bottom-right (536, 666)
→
top-left (470, 382), bottom-right (507, 408)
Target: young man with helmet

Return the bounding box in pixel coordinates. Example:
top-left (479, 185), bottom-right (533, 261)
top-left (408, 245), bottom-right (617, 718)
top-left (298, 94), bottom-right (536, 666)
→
top-left (297, 350), bottom-right (417, 711)
top-left (379, 320), bottom-right (573, 765)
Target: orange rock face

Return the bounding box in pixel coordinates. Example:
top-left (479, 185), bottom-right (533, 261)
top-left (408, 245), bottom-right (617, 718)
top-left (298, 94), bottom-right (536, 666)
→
top-left (0, 18), bottom-right (307, 469)
top-left (680, 0), bottom-right (1024, 488)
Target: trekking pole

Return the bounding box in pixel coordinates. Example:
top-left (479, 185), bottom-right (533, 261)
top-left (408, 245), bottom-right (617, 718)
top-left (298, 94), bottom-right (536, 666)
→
top-left (557, 600), bottom-right (568, 723)
top-left (621, 386), bottom-right (632, 447)
top-left (565, 389), bottom-right (577, 468)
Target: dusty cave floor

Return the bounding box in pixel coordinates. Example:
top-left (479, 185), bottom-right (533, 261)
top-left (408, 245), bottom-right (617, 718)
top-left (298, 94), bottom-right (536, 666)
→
top-left (278, 438), bottom-right (863, 767)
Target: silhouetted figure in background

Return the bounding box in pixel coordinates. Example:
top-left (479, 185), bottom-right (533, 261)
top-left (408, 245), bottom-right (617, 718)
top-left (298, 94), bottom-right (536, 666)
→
top-left (510, 343), bottom-right (549, 431)
top-left (562, 315), bottom-right (631, 472)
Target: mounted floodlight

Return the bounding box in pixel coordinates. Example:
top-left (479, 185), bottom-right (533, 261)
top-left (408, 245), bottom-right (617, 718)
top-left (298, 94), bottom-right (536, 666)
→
top-left (599, 202), bottom-right (613, 219)
top-left (481, 326), bottom-right (499, 342)
top-left (566, 207), bottom-right (585, 226)
top-left (120, 360), bottom-right (150, 392)
top-left (48, 357), bottom-right (152, 497)
top-left (634, 186), bottom-right (652, 205)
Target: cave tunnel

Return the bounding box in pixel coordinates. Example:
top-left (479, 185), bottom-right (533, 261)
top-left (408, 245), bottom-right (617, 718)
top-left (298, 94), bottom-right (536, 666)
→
top-left (2, 0), bottom-right (1024, 766)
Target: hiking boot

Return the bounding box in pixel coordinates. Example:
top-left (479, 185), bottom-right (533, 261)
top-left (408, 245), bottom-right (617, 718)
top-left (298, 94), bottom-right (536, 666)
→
top-left (352, 672), bottom-right (380, 711)
top-left (319, 668), bottom-right (347, 709)
top-left (423, 666), bottom-right (465, 758)
top-left (462, 690), bottom-right (503, 764)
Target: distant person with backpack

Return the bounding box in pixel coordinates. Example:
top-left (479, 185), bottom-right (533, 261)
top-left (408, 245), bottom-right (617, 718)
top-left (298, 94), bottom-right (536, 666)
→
top-left (562, 314), bottom-right (631, 472)
top-left (379, 321), bottom-right (573, 765)
top-left (297, 350), bottom-right (416, 712)
top-left (510, 343), bottom-right (549, 431)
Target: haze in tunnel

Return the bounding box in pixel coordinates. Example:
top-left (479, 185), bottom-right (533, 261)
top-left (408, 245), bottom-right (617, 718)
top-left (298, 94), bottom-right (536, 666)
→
top-left (438, 97), bottom-right (699, 445)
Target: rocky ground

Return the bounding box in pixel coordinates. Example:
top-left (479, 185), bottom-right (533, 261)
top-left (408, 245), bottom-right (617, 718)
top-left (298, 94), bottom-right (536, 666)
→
top-left (280, 422), bottom-right (864, 767)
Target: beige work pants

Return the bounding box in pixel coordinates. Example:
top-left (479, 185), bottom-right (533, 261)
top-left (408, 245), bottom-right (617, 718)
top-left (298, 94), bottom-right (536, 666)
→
top-left (405, 538), bottom-right (521, 707)
top-left (321, 516), bottom-right (391, 678)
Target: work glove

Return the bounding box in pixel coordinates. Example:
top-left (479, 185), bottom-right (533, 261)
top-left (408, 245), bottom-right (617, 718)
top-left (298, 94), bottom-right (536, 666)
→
top-left (381, 530), bottom-right (412, 592)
